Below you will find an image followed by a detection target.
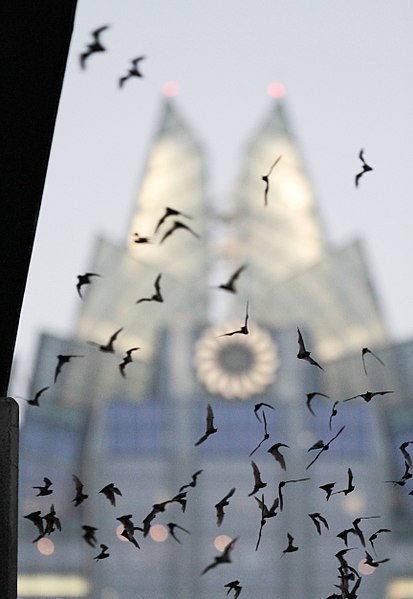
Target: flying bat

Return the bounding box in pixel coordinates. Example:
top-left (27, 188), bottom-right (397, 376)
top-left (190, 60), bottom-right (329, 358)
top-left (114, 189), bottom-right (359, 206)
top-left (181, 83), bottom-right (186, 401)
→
top-left (369, 528), bottom-right (391, 554)
top-left (361, 347), bottom-right (385, 375)
top-left (215, 488), bottom-right (236, 527)
top-left (141, 500), bottom-right (173, 536)
top-left (249, 411), bottom-right (270, 457)
top-left (167, 522), bottom-right (191, 544)
top-left (306, 392), bottom-right (329, 416)
top-left (213, 264), bottom-right (247, 294)
top-left (24, 511), bottom-right (45, 540)
top-left (384, 460), bottom-right (412, 486)
top-left (99, 482), bottom-right (122, 506)
top-left (117, 514), bottom-right (140, 548)
top-left (400, 441), bottom-right (413, 468)
top-left (306, 425), bottom-right (346, 470)
top-left (195, 403), bottom-right (217, 446)
top-left (171, 491), bottom-right (188, 512)
top-left (219, 301), bottom-right (249, 337)
top-left (54, 354), bottom-right (84, 383)
top-left (248, 460), bottom-right (267, 496)
top-left (119, 347), bottom-right (140, 378)
top-left (329, 401), bottom-right (340, 430)
top-left (262, 155), bottom-right (282, 206)
top-left (363, 550), bottom-right (390, 568)
top-left (119, 56), bottom-right (146, 88)
top-left (255, 493), bottom-right (279, 550)
top-left (253, 402), bottom-right (274, 423)
top-left (76, 273), bottom-right (101, 299)
top-left (159, 220), bottom-right (200, 244)
top-left (89, 327), bottom-right (123, 353)
top-left (201, 536), bottom-right (238, 575)
top-left (179, 469), bottom-right (203, 492)
top-left (225, 580), bottom-right (243, 598)
top-left (281, 532), bottom-right (298, 557)
top-left (136, 274), bottom-right (163, 304)
top-left (132, 232), bottom-right (152, 244)
top-left (278, 478), bottom-right (310, 511)
top-left (297, 328), bottom-right (323, 370)
top-left (94, 543), bottom-right (110, 560)
top-left (308, 512), bottom-right (329, 535)
top-left (72, 475), bottom-right (88, 507)
top-left (319, 481), bottom-right (336, 501)
top-left (18, 386), bottom-right (49, 407)
top-left (43, 504), bottom-right (61, 535)
top-left (80, 26), bottom-right (110, 70)
top-left (351, 516), bottom-right (381, 547)
top-left (355, 149), bottom-right (373, 188)
top-left (343, 390), bottom-right (393, 403)
top-left (267, 443), bottom-right (289, 471)
top-left (154, 207), bottom-right (193, 234)
top-left (33, 477), bottom-right (53, 496)
top-left (332, 468), bottom-right (355, 497)
top-left (82, 525), bottom-right (98, 547)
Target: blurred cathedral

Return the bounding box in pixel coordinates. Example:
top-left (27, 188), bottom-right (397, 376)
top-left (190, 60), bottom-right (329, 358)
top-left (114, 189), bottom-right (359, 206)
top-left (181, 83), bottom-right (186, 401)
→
top-left (17, 99), bottom-right (413, 599)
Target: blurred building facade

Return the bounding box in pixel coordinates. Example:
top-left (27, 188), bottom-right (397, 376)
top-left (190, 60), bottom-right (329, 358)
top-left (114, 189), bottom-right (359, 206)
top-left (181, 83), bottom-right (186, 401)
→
top-left (18, 100), bottom-right (413, 599)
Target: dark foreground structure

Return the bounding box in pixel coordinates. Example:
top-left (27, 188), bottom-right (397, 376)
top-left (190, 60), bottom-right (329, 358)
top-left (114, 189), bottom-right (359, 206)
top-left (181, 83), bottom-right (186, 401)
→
top-left (0, 3), bottom-right (77, 598)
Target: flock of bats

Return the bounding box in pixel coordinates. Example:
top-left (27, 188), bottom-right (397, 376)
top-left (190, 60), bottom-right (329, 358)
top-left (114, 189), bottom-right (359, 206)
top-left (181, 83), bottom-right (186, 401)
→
top-left (20, 25), bottom-right (400, 599)
top-left (22, 308), bottom-right (411, 598)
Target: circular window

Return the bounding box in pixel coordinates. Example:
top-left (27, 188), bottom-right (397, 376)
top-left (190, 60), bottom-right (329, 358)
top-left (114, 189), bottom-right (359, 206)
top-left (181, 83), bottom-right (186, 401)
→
top-left (194, 323), bottom-right (279, 399)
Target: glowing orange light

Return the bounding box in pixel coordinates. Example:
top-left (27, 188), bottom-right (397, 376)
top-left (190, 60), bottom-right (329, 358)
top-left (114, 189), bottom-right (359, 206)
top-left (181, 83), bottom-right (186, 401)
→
top-left (214, 534), bottom-right (232, 552)
top-left (358, 558), bottom-right (376, 576)
top-left (116, 524), bottom-right (129, 542)
top-left (36, 537), bottom-right (54, 556)
top-left (150, 524), bottom-right (168, 542)
top-left (161, 81), bottom-right (180, 97)
top-left (267, 82), bottom-right (286, 98)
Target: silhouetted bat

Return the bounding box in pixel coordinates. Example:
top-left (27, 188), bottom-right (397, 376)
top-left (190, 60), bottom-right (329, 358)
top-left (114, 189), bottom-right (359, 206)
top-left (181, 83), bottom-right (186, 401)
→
top-left (262, 155), bottom-right (282, 206)
top-left (99, 482), bottom-right (122, 506)
top-left (33, 477), bottom-right (53, 496)
top-left (297, 328), bottom-right (323, 370)
top-left (248, 460), bottom-right (267, 497)
top-left (220, 302), bottom-right (249, 337)
top-left (136, 274), bottom-right (163, 304)
top-left (119, 56), bottom-right (146, 88)
top-left (119, 347), bottom-right (140, 378)
top-left (343, 390), bottom-right (393, 403)
top-left (76, 273), bottom-right (101, 298)
top-left (89, 327), bottom-right (123, 353)
top-left (195, 403), bottom-right (217, 446)
top-left (80, 26), bottom-right (110, 70)
top-left (355, 149), bottom-right (373, 187)
top-left (159, 220), bottom-right (200, 244)
top-left (54, 354), bottom-right (84, 383)
top-left (213, 264), bottom-right (247, 294)
top-left (201, 537), bottom-right (238, 575)
top-left (72, 475), bottom-right (88, 506)
top-left (361, 347), bottom-right (384, 375)
top-left (215, 488), bottom-right (236, 527)
top-left (94, 543), bottom-right (110, 560)
top-left (154, 207), bottom-right (193, 234)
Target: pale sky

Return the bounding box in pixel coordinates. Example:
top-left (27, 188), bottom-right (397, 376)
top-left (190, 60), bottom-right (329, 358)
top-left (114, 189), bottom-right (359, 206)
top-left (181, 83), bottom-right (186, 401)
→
top-left (12, 0), bottom-right (413, 395)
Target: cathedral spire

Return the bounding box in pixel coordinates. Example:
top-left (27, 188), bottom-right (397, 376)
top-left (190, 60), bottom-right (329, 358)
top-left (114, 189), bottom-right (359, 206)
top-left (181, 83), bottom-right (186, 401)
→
top-left (231, 99), bottom-right (327, 284)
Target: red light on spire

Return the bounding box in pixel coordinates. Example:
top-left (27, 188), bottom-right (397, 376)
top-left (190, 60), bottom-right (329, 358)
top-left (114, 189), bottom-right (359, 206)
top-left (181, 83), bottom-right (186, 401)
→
top-left (267, 82), bottom-right (286, 98)
top-left (161, 81), bottom-right (180, 97)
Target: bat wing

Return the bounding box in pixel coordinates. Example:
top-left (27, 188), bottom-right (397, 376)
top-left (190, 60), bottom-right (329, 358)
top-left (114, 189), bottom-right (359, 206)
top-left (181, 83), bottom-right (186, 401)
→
top-left (206, 403), bottom-right (215, 431)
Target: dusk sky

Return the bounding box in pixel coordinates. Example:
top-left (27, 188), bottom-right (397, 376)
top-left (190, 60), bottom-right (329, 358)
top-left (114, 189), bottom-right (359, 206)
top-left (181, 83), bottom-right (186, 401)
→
top-left (12, 1), bottom-right (413, 395)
